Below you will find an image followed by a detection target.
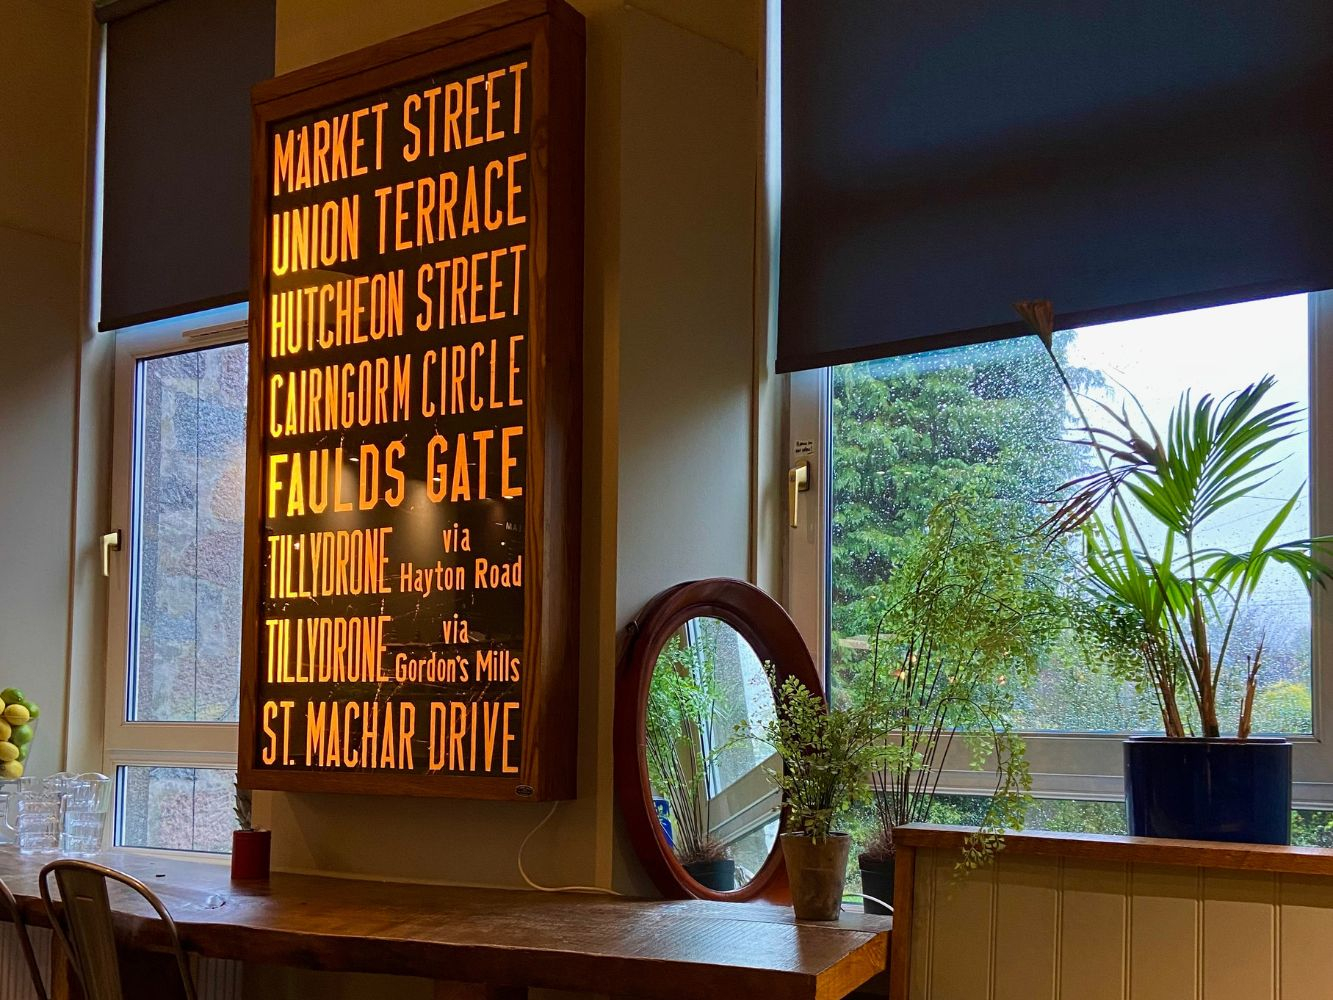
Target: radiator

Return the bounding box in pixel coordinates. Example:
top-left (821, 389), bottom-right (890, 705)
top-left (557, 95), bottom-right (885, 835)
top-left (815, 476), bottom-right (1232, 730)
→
top-left (191, 955), bottom-right (245, 998)
top-left (0, 924), bottom-right (50, 999)
top-left (1, 926), bottom-right (242, 1000)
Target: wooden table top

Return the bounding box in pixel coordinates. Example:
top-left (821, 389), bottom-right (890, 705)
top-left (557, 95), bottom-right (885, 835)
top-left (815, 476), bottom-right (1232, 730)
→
top-left (0, 847), bottom-right (890, 1000)
top-left (894, 823), bottom-right (1333, 876)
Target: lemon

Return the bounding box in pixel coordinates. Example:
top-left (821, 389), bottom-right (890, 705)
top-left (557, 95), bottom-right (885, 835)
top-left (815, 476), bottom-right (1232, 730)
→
top-left (0, 760), bottom-right (22, 780)
top-left (3, 704), bottom-right (30, 726)
top-left (0, 742), bottom-right (18, 763)
top-left (0, 720), bottom-right (11, 742)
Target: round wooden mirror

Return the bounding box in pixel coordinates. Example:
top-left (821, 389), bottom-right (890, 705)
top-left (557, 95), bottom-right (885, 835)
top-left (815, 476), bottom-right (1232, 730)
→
top-left (614, 578), bottom-right (822, 901)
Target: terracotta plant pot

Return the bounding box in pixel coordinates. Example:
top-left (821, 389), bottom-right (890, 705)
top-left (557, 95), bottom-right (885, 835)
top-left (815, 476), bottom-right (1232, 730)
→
top-left (858, 853), bottom-right (894, 915)
top-left (231, 829), bottom-right (272, 880)
top-left (781, 832), bottom-right (851, 921)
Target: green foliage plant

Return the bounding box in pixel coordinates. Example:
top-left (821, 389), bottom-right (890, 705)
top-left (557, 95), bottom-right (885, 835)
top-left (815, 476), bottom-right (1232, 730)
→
top-left (859, 491), bottom-right (1064, 869)
top-left (744, 672), bottom-right (885, 843)
top-left (1021, 301), bottom-right (1333, 738)
top-left (645, 631), bottom-right (730, 865)
top-left (234, 783), bottom-right (253, 833)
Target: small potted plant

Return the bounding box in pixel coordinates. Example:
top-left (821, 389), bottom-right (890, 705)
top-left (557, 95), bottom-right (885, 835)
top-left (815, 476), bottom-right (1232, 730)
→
top-left (854, 492), bottom-right (1058, 911)
top-left (747, 674), bottom-right (883, 921)
top-left (1022, 300), bottom-right (1333, 843)
top-left (646, 632), bottom-right (736, 890)
top-left (231, 785), bottom-right (271, 880)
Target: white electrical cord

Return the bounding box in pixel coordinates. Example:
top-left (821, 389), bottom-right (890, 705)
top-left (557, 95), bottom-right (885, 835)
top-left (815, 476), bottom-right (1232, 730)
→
top-left (517, 801), bottom-right (621, 894)
top-left (845, 893), bottom-right (893, 914)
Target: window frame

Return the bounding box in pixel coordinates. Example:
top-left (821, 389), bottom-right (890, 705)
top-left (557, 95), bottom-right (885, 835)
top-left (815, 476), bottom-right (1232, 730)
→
top-left (786, 290), bottom-right (1333, 810)
top-left (103, 306), bottom-right (248, 854)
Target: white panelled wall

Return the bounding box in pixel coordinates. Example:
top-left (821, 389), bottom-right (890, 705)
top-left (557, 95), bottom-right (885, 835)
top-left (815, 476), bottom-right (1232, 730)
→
top-left (907, 847), bottom-right (1333, 1000)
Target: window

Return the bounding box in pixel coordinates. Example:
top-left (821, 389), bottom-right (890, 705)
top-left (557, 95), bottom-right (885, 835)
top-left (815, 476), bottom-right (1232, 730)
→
top-left (105, 308), bottom-right (248, 853)
top-left (788, 292), bottom-right (1333, 810)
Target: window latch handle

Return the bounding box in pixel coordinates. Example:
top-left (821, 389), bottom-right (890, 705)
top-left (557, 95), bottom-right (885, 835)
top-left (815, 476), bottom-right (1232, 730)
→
top-left (788, 461), bottom-right (810, 529)
top-left (101, 530), bottom-right (122, 578)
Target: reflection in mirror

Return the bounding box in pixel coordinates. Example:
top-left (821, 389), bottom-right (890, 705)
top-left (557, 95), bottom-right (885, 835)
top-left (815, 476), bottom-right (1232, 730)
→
top-left (646, 617), bottom-right (780, 893)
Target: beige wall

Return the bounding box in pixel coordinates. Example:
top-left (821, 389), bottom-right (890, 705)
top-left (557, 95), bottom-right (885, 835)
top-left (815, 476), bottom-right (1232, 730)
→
top-left (906, 846), bottom-right (1333, 1000)
top-left (0, 0), bottom-right (96, 778)
top-left (258, 0), bottom-right (764, 896)
top-left (615, 10), bottom-right (758, 627)
top-left (247, 0), bottom-right (764, 993)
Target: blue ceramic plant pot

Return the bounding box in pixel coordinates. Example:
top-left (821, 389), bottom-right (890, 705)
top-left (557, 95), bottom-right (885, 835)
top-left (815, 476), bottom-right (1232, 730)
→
top-left (1124, 737), bottom-right (1292, 845)
top-left (653, 797), bottom-right (673, 847)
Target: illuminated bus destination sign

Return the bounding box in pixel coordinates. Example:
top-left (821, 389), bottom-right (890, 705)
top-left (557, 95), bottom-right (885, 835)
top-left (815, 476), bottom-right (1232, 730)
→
top-left (241, 3), bottom-right (584, 800)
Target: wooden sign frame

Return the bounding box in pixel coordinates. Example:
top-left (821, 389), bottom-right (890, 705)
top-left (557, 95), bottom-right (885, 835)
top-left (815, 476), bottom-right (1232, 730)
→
top-left (239, 0), bottom-right (584, 800)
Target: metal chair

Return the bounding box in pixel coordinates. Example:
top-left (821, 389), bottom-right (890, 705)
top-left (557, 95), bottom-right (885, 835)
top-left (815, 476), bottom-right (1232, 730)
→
top-left (0, 877), bottom-right (47, 999)
top-left (38, 860), bottom-right (196, 1000)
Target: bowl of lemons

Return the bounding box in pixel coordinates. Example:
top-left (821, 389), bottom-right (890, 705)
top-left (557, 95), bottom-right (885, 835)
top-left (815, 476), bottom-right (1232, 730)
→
top-left (0, 688), bottom-right (41, 780)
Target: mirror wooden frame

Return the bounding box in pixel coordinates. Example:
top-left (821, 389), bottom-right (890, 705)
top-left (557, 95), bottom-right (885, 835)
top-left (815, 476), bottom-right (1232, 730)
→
top-left (614, 578), bottom-right (823, 901)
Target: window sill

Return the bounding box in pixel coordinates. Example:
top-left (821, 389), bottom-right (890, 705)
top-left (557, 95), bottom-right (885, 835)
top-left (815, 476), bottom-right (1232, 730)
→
top-left (113, 845), bottom-right (232, 864)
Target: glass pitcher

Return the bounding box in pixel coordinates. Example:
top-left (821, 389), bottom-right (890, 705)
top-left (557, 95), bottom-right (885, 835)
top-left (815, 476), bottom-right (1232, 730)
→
top-left (0, 788), bottom-right (14, 846)
top-left (15, 775), bottom-right (68, 855)
top-left (62, 773), bottom-right (113, 857)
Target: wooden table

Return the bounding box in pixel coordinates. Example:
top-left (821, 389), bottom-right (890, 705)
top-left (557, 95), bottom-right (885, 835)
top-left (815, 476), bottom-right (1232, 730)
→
top-left (0, 847), bottom-right (890, 1000)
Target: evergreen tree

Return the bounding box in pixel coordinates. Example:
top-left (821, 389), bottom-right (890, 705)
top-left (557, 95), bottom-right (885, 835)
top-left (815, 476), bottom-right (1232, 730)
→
top-left (830, 334), bottom-right (1090, 693)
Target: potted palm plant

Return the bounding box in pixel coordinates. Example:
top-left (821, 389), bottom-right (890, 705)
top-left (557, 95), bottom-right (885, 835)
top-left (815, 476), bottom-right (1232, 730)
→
top-left (1021, 300), bottom-right (1333, 843)
top-left (646, 631), bottom-right (735, 890)
top-left (855, 493), bottom-right (1060, 912)
top-left (746, 674), bottom-right (884, 921)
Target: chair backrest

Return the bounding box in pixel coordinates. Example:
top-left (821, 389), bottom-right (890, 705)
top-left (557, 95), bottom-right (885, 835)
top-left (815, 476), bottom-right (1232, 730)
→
top-left (0, 877), bottom-right (47, 1000)
top-left (38, 860), bottom-right (196, 1000)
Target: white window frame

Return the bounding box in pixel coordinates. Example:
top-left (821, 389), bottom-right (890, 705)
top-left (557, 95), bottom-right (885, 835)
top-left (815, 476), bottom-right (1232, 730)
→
top-left (103, 306), bottom-right (248, 853)
top-left (786, 290), bottom-right (1333, 810)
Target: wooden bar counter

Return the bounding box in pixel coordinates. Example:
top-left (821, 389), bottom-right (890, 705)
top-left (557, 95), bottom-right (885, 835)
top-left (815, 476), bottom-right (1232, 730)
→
top-left (0, 846), bottom-right (890, 999)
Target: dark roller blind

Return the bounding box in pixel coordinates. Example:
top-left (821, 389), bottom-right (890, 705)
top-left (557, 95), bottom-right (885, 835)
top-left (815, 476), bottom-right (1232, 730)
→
top-left (100, 0), bottom-right (275, 330)
top-left (777, 1), bottom-right (1333, 372)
